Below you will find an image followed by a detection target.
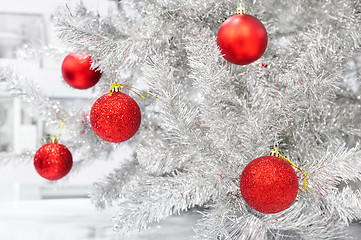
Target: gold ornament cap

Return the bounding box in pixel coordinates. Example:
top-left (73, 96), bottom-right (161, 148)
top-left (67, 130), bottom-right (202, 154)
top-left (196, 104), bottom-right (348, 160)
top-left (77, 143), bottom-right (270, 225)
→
top-left (50, 136), bottom-right (58, 143)
top-left (236, 3), bottom-right (246, 15)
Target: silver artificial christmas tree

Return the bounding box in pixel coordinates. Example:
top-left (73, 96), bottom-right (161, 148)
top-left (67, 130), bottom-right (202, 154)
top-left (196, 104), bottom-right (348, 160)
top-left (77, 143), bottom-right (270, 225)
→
top-left (1, 0), bottom-right (361, 239)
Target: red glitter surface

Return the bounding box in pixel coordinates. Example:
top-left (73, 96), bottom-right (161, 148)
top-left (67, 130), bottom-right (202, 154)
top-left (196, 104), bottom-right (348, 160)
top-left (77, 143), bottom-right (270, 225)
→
top-left (217, 14), bottom-right (268, 65)
top-left (33, 142), bottom-right (73, 181)
top-left (90, 92), bottom-right (141, 143)
top-left (61, 53), bottom-right (102, 89)
top-left (240, 155), bottom-right (299, 214)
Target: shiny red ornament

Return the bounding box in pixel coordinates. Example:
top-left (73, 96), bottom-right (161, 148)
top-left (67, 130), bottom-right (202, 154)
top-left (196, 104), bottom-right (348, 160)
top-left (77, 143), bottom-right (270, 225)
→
top-left (240, 155), bottom-right (298, 214)
top-left (90, 92), bottom-right (141, 143)
top-left (61, 52), bottom-right (102, 89)
top-left (217, 14), bottom-right (268, 65)
top-left (34, 142), bottom-right (73, 180)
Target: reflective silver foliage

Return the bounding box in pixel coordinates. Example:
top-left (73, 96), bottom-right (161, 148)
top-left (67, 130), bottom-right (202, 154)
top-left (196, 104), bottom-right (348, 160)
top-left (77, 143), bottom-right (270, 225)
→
top-left (2, 0), bottom-right (361, 239)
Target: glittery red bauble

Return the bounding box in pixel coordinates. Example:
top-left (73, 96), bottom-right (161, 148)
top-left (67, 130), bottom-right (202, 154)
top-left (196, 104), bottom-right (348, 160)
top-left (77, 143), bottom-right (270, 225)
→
top-left (217, 14), bottom-right (268, 65)
top-left (34, 142), bottom-right (73, 180)
top-left (61, 53), bottom-right (102, 89)
top-left (240, 155), bottom-right (298, 214)
top-left (90, 92), bottom-right (141, 143)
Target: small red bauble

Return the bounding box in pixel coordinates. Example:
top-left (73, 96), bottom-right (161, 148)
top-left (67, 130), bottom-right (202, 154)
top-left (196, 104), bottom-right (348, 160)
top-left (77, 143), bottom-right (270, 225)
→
top-left (217, 14), bottom-right (268, 65)
top-left (61, 52), bottom-right (102, 89)
top-left (240, 155), bottom-right (298, 214)
top-left (90, 92), bottom-right (141, 143)
top-left (34, 142), bottom-right (73, 180)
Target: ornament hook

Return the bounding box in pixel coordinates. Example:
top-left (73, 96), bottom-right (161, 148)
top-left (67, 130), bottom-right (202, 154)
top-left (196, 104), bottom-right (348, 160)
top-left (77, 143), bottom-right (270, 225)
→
top-left (269, 148), bottom-right (312, 193)
top-left (109, 82), bottom-right (149, 99)
top-left (40, 119), bottom-right (65, 144)
top-left (58, 119), bottom-right (65, 141)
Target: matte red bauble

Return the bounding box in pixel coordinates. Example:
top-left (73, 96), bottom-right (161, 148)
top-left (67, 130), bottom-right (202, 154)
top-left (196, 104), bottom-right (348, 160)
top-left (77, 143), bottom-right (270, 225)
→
top-left (240, 155), bottom-right (298, 214)
top-left (34, 142), bottom-right (73, 180)
top-left (90, 92), bottom-right (141, 143)
top-left (61, 53), bottom-right (102, 89)
top-left (217, 14), bottom-right (268, 65)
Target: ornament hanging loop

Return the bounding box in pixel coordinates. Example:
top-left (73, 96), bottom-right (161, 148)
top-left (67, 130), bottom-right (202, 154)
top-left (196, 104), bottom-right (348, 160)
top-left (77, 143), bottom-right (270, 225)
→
top-left (58, 119), bottom-right (65, 141)
top-left (109, 82), bottom-right (149, 99)
top-left (236, 1), bottom-right (246, 15)
top-left (40, 119), bottom-right (65, 144)
top-left (269, 148), bottom-right (312, 193)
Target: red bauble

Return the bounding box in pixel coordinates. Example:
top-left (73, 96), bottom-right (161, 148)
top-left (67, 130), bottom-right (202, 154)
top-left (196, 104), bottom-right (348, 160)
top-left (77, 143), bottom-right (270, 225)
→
top-left (61, 53), bottom-right (102, 89)
top-left (217, 14), bottom-right (268, 65)
top-left (34, 142), bottom-right (73, 180)
top-left (240, 155), bottom-right (298, 214)
top-left (90, 92), bottom-right (141, 143)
